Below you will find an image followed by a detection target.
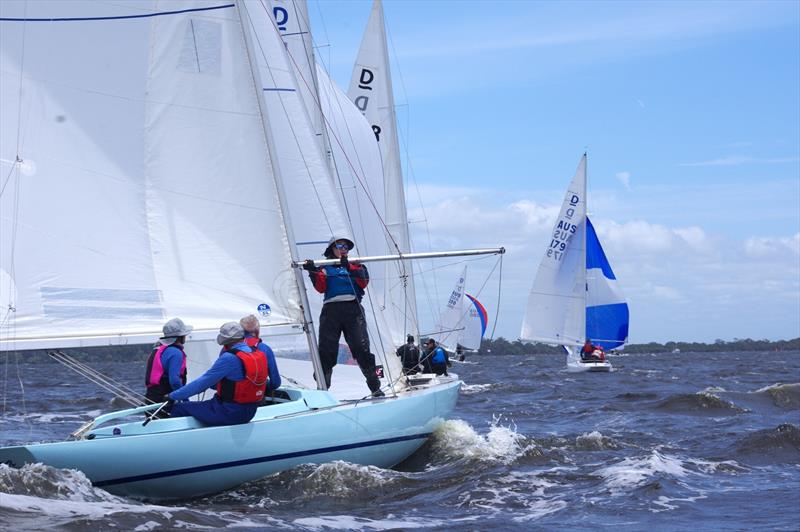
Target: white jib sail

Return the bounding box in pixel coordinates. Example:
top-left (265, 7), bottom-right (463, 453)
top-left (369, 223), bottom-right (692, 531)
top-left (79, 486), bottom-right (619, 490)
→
top-left (347, 0), bottom-right (419, 339)
top-left (520, 154), bottom-right (588, 347)
top-left (0, 1), bottom-right (304, 350)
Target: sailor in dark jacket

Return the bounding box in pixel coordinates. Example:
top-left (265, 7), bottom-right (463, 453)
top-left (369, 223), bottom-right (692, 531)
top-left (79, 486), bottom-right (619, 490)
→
top-left (303, 237), bottom-right (383, 396)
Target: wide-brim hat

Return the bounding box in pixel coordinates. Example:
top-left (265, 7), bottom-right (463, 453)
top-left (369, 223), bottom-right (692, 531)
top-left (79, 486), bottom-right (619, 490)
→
top-left (216, 321), bottom-right (245, 345)
top-left (324, 236), bottom-right (354, 258)
top-left (159, 317), bottom-right (193, 344)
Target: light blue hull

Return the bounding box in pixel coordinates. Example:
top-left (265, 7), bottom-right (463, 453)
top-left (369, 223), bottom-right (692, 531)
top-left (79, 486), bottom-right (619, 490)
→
top-left (0, 379), bottom-right (461, 500)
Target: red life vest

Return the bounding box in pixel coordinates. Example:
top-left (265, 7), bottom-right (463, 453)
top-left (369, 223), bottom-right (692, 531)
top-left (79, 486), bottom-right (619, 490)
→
top-left (215, 339), bottom-right (268, 404)
top-left (145, 343), bottom-right (187, 393)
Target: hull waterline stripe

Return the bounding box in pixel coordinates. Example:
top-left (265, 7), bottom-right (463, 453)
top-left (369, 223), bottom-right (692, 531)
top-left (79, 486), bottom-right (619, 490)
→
top-left (93, 432), bottom-right (432, 487)
top-left (0, 4), bottom-right (234, 22)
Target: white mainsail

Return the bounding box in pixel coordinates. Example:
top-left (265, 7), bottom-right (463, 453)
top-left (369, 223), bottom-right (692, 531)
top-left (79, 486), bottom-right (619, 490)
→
top-left (244, 1), bottom-right (350, 248)
top-left (0, 0), bottom-right (303, 350)
top-left (347, 0), bottom-right (419, 339)
top-left (520, 155), bottom-right (588, 347)
top-left (270, 0), bottom-right (328, 159)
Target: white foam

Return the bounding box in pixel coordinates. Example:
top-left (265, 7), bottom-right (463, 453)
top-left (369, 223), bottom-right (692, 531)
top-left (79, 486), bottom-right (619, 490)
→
top-left (431, 418), bottom-right (533, 464)
top-left (293, 514), bottom-right (473, 530)
top-left (460, 383), bottom-right (494, 395)
top-left (754, 382), bottom-right (800, 393)
top-left (0, 491), bottom-right (174, 520)
top-left (596, 450), bottom-right (689, 493)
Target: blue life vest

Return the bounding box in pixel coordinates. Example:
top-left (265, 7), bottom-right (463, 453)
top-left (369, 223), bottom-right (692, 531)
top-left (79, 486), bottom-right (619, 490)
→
top-left (431, 346), bottom-right (446, 365)
top-left (322, 264), bottom-right (364, 302)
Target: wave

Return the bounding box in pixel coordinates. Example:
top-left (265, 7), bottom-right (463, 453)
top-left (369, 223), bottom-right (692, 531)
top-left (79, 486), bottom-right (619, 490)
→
top-left (0, 463), bottom-right (121, 502)
top-left (751, 383), bottom-right (800, 409)
top-left (656, 392), bottom-right (746, 414)
top-left (429, 418), bottom-right (540, 465)
top-left (734, 424), bottom-right (800, 463)
top-left (595, 450), bottom-right (690, 494)
top-left (575, 431), bottom-right (621, 451)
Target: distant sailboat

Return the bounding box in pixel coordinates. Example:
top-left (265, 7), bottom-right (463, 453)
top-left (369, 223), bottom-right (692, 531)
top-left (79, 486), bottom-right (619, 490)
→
top-left (435, 267), bottom-right (489, 360)
top-left (520, 154), bottom-right (629, 372)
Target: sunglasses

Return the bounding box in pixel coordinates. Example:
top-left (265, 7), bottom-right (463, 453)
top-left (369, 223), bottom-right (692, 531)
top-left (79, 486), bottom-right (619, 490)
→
top-left (334, 242), bottom-right (349, 250)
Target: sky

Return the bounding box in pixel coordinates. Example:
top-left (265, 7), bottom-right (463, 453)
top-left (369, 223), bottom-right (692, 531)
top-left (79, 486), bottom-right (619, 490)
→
top-left (308, 0), bottom-right (800, 344)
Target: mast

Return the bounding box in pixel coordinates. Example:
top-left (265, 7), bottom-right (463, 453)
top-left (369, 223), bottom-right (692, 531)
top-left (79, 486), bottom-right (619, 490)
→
top-left (579, 152), bottom-right (588, 343)
top-left (236, 2), bottom-right (327, 390)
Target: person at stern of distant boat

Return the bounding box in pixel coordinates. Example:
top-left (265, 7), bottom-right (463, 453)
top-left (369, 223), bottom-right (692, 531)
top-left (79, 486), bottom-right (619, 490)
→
top-left (580, 339), bottom-right (605, 362)
top-left (240, 314), bottom-right (281, 394)
top-left (424, 338), bottom-right (449, 376)
top-left (167, 322), bottom-right (268, 426)
top-left (302, 236), bottom-right (383, 397)
top-left (144, 317), bottom-right (192, 405)
top-left (396, 334), bottom-right (421, 375)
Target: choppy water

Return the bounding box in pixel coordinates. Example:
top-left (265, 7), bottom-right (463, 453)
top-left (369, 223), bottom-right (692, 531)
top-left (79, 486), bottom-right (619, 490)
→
top-left (1, 350), bottom-right (799, 530)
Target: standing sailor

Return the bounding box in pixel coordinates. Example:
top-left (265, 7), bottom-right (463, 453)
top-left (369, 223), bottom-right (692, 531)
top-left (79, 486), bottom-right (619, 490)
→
top-left (303, 236), bottom-right (383, 396)
top-left (144, 317), bottom-right (192, 404)
top-left (396, 334), bottom-right (421, 374)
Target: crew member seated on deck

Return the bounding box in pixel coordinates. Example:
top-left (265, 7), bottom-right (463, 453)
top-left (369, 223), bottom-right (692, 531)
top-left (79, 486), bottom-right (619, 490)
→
top-left (144, 317), bottom-right (193, 405)
top-left (167, 322), bottom-right (268, 426)
top-left (580, 339), bottom-right (605, 362)
top-left (240, 314), bottom-right (281, 395)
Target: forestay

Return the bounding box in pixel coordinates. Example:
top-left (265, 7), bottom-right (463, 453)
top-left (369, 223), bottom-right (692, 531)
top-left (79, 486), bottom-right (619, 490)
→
top-left (0, 0), bottom-right (303, 350)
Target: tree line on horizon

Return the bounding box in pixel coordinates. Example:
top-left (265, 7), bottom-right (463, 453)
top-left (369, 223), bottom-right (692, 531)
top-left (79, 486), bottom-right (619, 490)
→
top-left (474, 337), bottom-right (800, 356)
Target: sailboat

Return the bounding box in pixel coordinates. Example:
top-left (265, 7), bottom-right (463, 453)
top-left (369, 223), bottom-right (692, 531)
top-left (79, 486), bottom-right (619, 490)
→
top-left (435, 267), bottom-right (489, 360)
top-left (520, 154), bottom-right (629, 372)
top-left (0, 0), bottom-right (502, 500)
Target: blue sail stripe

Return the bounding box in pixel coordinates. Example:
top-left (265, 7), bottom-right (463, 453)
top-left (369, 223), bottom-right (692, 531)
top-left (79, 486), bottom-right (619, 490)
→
top-left (586, 217), bottom-right (616, 280)
top-left (0, 4), bottom-right (234, 22)
top-left (93, 432), bottom-right (431, 487)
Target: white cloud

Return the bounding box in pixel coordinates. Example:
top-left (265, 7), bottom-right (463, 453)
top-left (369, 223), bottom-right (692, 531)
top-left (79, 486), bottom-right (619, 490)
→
top-left (406, 184), bottom-right (799, 343)
top-left (636, 99), bottom-right (646, 109)
top-left (615, 171), bottom-right (631, 189)
top-left (743, 233), bottom-right (800, 259)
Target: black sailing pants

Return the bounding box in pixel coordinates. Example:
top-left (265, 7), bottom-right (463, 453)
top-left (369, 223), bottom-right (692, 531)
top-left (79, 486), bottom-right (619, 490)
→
top-left (318, 300), bottom-right (380, 391)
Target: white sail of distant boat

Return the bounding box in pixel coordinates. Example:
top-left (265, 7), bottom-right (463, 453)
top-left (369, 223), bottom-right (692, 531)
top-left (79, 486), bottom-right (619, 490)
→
top-left (520, 154), bottom-right (628, 372)
top-left (0, 0), bottom-right (502, 501)
top-left (435, 267), bottom-right (489, 352)
top-left (347, 0), bottom-right (419, 340)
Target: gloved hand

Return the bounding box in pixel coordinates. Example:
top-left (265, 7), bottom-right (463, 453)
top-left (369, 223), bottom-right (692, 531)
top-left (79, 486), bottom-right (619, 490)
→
top-left (302, 259), bottom-right (318, 271)
top-left (339, 256), bottom-right (349, 268)
top-left (162, 394), bottom-right (175, 404)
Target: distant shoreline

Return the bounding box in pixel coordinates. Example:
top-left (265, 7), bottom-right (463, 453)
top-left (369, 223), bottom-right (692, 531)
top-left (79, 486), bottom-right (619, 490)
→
top-left (475, 337), bottom-right (800, 355)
